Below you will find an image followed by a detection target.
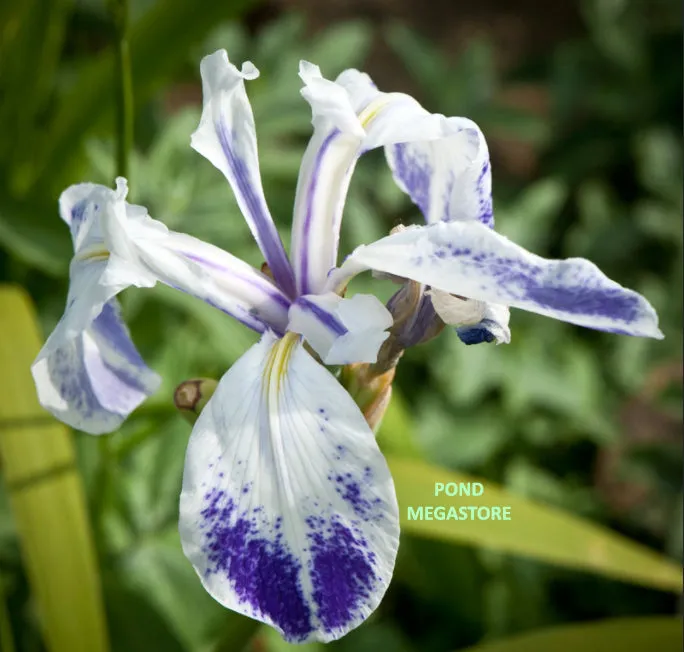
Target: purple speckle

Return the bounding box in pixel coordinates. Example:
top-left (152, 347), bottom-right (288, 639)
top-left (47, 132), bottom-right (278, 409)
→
top-left (309, 519), bottom-right (377, 631)
top-left (476, 159), bottom-right (494, 228)
top-left (331, 472), bottom-right (382, 523)
top-left (523, 283), bottom-right (642, 320)
top-left (392, 144), bottom-right (431, 219)
top-left (201, 489), bottom-right (314, 642)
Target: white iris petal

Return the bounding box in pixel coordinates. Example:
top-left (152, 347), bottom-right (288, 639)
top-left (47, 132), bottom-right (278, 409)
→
top-left (288, 292), bottom-right (393, 365)
top-left (179, 332), bottom-right (399, 643)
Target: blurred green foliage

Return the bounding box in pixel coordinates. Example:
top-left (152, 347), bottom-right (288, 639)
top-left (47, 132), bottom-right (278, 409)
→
top-left (0, 0), bottom-right (681, 650)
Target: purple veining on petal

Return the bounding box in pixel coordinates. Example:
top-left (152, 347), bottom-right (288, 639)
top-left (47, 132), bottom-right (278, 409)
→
top-left (308, 518), bottom-right (377, 632)
top-left (448, 249), bottom-right (644, 323)
top-left (181, 251), bottom-right (291, 311)
top-left (216, 120), bottom-right (296, 297)
top-left (294, 297), bottom-right (348, 336)
top-left (207, 296), bottom-right (282, 335)
top-left (201, 487), bottom-right (314, 642)
top-left (92, 301), bottom-right (147, 369)
top-left (391, 144), bottom-right (431, 221)
top-left (165, 282), bottom-right (273, 334)
top-left (70, 200), bottom-right (88, 229)
top-left (524, 283), bottom-right (642, 320)
top-left (299, 130), bottom-right (339, 295)
top-left (476, 160), bottom-right (494, 228)
top-left (50, 342), bottom-right (109, 421)
top-left (48, 321), bottom-right (154, 426)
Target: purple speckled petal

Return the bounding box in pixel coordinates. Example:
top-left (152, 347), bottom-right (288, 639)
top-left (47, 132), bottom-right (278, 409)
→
top-left (31, 299), bottom-right (160, 434)
top-left (288, 292), bottom-right (392, 364)
top-left (291, 63), bottom-right (488, 295)
top-left (191, 50), bottom-right (295, 297)
top-left (179, 331), bottom-right (399, 643)
top-left (330, 221), bottom-right (663, 338)
top-left (386, 125), bottom-right (493, 228)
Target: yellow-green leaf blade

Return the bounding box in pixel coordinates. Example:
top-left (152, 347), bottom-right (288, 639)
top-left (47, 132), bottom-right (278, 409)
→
top-left (389, 457), bottom-right (682, 593)
top-left (0, 285), bottom-right (109, 652)
top-left (460, 616), bottom-right (681, 652)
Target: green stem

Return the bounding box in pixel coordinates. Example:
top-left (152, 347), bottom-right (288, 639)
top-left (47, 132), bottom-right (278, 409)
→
top-left (112, 0), bottom-right (133, 186)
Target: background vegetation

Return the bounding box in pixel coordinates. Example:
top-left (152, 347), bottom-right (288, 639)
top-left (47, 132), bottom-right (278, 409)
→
top-left (0, 0), bottom-right (681, 650)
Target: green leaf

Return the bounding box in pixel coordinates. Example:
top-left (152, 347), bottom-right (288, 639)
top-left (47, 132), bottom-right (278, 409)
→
top-left (383, 22), bottom-right (448, 104)
top-left (27, 0), bottom-right (254, 192)
top-left (259, 625), bottom-right (325, 652)
top-left (496, 179), bottom-right (567, 252)
top-left (0, 198), bottom-right (71, 276)
top-left (308, 21), bottom-right (373, 76)
top-left (388, 456), bottom-right (682, 593)
top-left (103, 577), bottom-right (185, 652)
top-left (0, 285), bottom-right (109, 652)
top-left (415, 401), bottom-right (507, 470)
top-left (376, 388), bottom-right (422, 458)
top-left (122, 532), bottom-right (230, 650)
top-left (459, 616), bottom-right (681, 652)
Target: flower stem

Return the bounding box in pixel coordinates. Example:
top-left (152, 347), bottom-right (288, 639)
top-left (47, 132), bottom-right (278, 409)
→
top-left (111, 0), bottom-right (133, 187)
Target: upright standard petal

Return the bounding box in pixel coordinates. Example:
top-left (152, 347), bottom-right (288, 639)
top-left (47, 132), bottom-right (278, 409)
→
top-left (191, 50), bottom-right (296, 297)
top-left (179, 331), bottom-right (399, 643)
top-left (385, 119), bottom-right (492, 228)
top-left (291, 63), bottom-right (486, 296)
top-left (329, 221), bottom-right (663, 338)
top-left (288, 292), bottom-right (392, 364)
top-left (384, 111), bottom-right (501, 343)
top-left (31, 299), bottom-right (160, 434)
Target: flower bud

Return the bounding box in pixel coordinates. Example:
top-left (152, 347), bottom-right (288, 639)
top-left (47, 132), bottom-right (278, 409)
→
top-left (173, 378), bottom-right (218, 425)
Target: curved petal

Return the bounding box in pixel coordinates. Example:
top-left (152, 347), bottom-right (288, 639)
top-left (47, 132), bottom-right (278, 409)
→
top-left (428, 290), bottom-right (511, 344)
top-left (31, 299), bottom-right (160, 434)
top-left (191, 50), bottom-right (295, 297)
top-left (59, 182), bottom-right (110, 249)
top-left (385, 122), bottom-right (492, 228)
top-left (35, 178), bottom-right (291, 433)
top-left (291, 63), bottom-right (484, 295)
top-left (288, 292), bottom-right (392, 364)
top-left (166, 233), bottom-right (290, 335)
top-left (69, 178), bottom-right (290, 334)
top-left (179, 332), bottom-right (399, 643)
top-left (329, 221), bottom-right (663, 338)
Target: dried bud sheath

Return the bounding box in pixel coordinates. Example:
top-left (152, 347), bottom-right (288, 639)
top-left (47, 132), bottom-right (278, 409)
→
top-left (174, 378), bottom-right (218, 424)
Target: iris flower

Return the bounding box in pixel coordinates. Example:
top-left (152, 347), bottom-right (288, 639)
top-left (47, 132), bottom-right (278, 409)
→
top-left (31, 50), bottom-right (662, 643)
